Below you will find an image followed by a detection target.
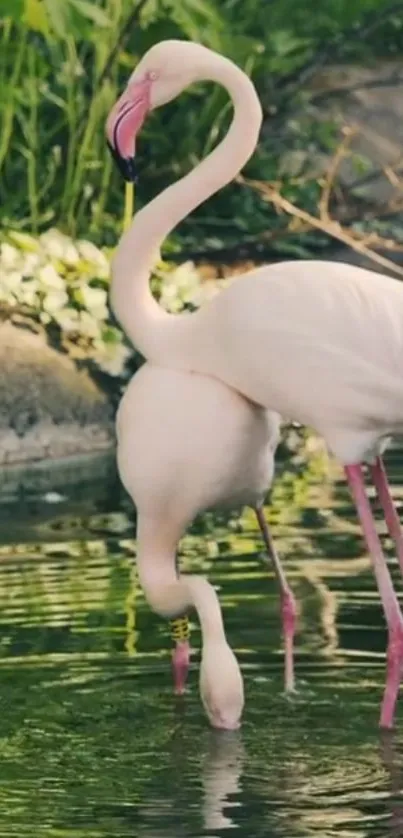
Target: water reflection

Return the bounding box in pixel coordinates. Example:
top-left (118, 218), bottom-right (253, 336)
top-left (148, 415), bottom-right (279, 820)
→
top-left (0, 444), bottom-right (402, 834)
top-left (380, 733), bottom-right (403, 838)
top-left (201, 732), bottom-right (245, 832)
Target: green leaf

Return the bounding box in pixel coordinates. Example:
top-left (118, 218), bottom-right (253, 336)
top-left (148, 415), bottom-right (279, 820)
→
top-left (139, 0), bottom-right (160, 25)
top-left (181, 0), bottom-right (224, 28)
top-left (7, 231), bottom-right (40, 252)
top-left (42, 0), bottom-right (70, 36)
top-left (0, 0), bottom-right (24, 19)
top-left (270, 29), bottom-right (309, 57)
top-left (164, 0), bottom-right (224, 37)
top-left (69, 0), bottom-right (110, 27)
top-left (102, 325), bottom-right (122, 344)
top-left (23, 0), bottom-right (50, 34)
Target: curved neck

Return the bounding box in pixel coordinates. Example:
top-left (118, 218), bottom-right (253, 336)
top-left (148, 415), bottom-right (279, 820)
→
top-left (136, 516), bottom-right (226, 643)
top-left (111, 55), bottom-right (262, 363)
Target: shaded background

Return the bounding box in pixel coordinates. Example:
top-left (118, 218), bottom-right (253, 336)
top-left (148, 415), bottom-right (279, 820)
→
top-left (1, 0), bottom-right (403, 403)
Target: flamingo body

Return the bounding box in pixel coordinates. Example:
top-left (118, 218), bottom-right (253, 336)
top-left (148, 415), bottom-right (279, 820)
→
top-left (106, 39), bottom-right (403, 729)
top-left (117, 364), bottom-right (280, 520)
top-left (116, 362), bottom-right (281, 728)
top-left (185, 260), bottom-right (402, 464)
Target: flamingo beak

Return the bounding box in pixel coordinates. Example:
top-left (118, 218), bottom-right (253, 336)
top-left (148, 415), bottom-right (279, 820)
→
top-left (106, 76), bottom-right (152, 183)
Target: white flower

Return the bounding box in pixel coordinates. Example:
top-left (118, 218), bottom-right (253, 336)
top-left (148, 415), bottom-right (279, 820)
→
top-left (21, 252), bottom-right (42, 276)
top-left (38, 263), bottom-right (65, 290)
top-left (92, 338), bottom-right (131, 376)
top-left (43, 289), bottom-right (69, 313)
top-left (79, 285), bottom-right (108, 319)
top-left (53, 307), bottom-right (80, 331)
top-left (0, 243), bottom-right (19, 269)
top-left (78, 310), bottom-right (102, 339)
top-left (77, 239), bottom-right (110, 277)
top-left (19, 280), bottom-right (40, 307)
top-left (158, 262), bottom-right (197, 311)
top-left (0, 271), bottom-right (22, 292)
top-left (189, 279), bottom-right (228, 307)
top-left (39, 228), bottom-right (79, 265)
top-left (171, 262), bottom-right (200, 293)
top-left (0, 288), bottom-right (15, 304)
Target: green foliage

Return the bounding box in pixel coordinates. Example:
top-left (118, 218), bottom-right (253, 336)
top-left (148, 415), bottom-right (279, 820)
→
top-left (0, 0), bottom-right (401, 252)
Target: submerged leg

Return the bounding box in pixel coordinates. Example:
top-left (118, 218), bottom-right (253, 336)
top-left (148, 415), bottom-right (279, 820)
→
top-left (345, 464), bottom-right (403, 729)
top-left (370, 456), bottom-right (403, 578)
top-left (170, 553), bottom-right (190, 695)
top-left (170, 615), bottom-right (191, 695)
top-left (254, 506), bottom-right (297, 693)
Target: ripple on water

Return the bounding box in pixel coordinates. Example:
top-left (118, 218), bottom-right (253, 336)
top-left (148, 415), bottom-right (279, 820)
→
top-left (0, 447), bottom-right (402, 835)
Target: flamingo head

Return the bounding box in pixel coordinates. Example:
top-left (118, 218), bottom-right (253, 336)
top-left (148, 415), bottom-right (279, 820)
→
top-left (105, 72), bottom-right (151, 182)
top-left (200, 640), bottom-right (244, 730)
top-left (105, 40), bottom-right (217, 181)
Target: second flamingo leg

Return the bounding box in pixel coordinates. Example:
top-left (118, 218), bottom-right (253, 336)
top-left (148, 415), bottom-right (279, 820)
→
top-left (254, 505), bottom-right (297, 693)
top-left (345, 464), bottom-right (403, 729)
top-left (370, 456), bottom-right (403, 578)
top-left (170, 615), bottom-right (191, 695)
top-left (170, 554), bottom-right (191, 695)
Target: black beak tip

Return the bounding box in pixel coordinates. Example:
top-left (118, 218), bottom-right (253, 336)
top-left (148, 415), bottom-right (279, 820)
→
top-left (107, 141), bottom-right (138, 184)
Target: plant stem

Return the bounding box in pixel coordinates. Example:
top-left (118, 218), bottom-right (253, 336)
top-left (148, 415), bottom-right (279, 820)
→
top-left (0, 25), bottom-right (26, 173)
top-left (26, 46), bottom-right (39, 232)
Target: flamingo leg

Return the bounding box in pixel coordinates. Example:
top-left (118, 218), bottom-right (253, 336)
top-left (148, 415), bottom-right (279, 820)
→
top-left (170, 554), bottom-right (191, 695)
top-left (254, 506), bottom-right (297, 692)
top-left (345, 464), bottom-right (403, 729)
top-left (370, 456), bottom-right (403, 578)
top-left (170, 616), bottom-right (191, 695)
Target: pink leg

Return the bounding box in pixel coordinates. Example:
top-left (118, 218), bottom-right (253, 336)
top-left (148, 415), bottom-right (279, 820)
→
top-left (370, 456), bottom-right (403, 577)
top-left (345, 464), bottom-right (403, 729)
top-left (255, 506), bottom-right (297, 692)
top-left (170, 616), bottom-right (191, 696)
top-left (170, 554), bottom-right (191, 695)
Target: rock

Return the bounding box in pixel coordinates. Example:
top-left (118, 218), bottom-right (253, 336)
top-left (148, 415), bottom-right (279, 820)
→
top-left (0, 321), bottom-right (114, 465)
top-left (0, 448), bottom-right (117, 507)
top-left (309, 60), bottom-right (403, 206)
top-left (275, 60), bottom-right (403, 207)
top-left (317, 243), bottom-right (403, 278)
top-left (0, 449), bottom-right (122, 544)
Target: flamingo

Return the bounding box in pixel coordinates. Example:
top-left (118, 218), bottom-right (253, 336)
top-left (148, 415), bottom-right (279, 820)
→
top-left (106, 39), bottom-right (403, 729)
top-left (116, 361), bottom-right (294, 728)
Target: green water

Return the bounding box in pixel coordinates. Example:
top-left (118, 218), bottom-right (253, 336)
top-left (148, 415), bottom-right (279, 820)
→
top-left (0, 445), bottom-right (403, 837)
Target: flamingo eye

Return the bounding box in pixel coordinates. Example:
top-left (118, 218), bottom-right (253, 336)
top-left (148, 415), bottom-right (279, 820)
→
top-left (147, 70), bottom-right (159, 81)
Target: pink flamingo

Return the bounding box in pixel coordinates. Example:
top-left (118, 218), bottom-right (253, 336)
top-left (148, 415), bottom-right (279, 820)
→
top-left (106, 40), bottom-right (403, 729)
top-left (116, 361), bottom-right (294, 728)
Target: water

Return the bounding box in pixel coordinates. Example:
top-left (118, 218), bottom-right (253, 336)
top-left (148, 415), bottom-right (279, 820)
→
top-left (0, 444), bottom-right (403, 837)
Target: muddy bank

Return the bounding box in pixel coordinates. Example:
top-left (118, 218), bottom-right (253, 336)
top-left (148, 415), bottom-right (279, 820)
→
top-left (0, 322), bottom-right (114, 465)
